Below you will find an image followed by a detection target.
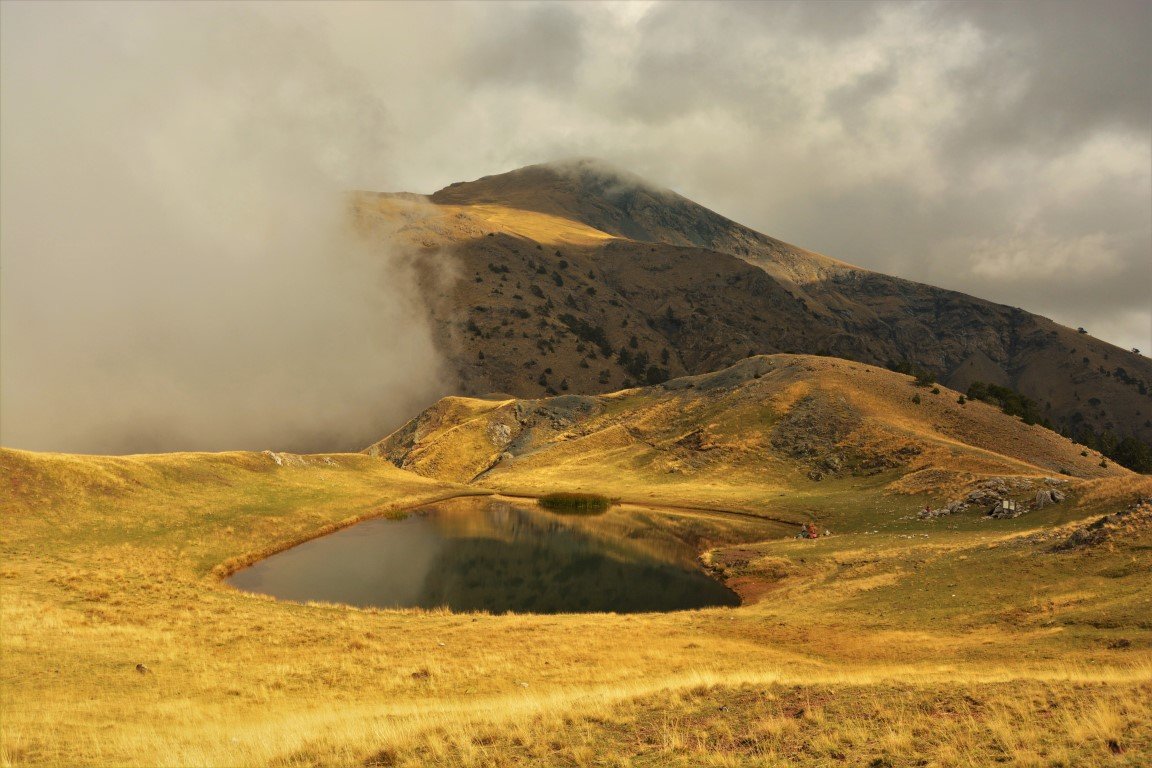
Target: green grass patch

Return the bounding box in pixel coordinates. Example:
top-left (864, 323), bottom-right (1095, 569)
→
top-left (538, 492), bottom-right (613, 514)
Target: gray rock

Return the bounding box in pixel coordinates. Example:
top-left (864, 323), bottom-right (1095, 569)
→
top-left (1034, 488), bottom-right (1066, 508)
top-left (988, 499), bottom-right (1026, 519)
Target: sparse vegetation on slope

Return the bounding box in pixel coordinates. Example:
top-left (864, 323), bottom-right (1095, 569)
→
top-left (357, 160), bottom-right (1152, 451)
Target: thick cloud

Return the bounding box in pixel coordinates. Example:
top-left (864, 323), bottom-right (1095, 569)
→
top-left (2, 1), bottom-right (1148, 453)
top-left (0, 3), bottom-right (451, 454)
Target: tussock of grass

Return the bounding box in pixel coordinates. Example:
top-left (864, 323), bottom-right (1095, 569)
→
top-left (537, 492), bottom-right (612, 514)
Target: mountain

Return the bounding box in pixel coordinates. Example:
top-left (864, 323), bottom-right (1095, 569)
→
top-left (366, 355), bottom-right (1128, 513)
top-left (356, 159), bottom-right (1152, 454)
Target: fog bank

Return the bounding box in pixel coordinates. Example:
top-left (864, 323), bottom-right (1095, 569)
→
top-left (0, 3), bottom-right (451, 454)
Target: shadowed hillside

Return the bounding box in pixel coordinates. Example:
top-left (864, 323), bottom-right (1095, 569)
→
top-left (357, 159), bottom-right (1152, 456)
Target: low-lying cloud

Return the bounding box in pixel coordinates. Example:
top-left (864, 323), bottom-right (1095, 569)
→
top-left (0, 3), bottom-right (451, 454)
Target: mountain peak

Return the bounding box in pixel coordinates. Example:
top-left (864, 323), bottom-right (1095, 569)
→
top-left (430, 158), bottom-right (853, 288)
top-left (431, 158), bottom-right (778, 256)
top-left (431, 158), bottom-right (673, 222)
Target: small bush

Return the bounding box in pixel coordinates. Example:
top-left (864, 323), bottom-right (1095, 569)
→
top-left (911, 394), bottom-right (922, 405)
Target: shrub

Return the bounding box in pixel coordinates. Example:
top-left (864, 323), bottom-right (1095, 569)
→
top-left (558, 314), bottom-right (613, 356)
top-left (538, 492), bottom-right (612, 515)
top-left (645, 365), bottom-right (670, 385)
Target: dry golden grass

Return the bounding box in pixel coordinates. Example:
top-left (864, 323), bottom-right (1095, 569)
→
top-left (353, 194), bottom-right (618, 249)
top-left (2, 443), bottom-right (1150, 767)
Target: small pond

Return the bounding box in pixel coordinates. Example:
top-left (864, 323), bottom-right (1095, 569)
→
top-left (226, 496), bottom-right (740, 614)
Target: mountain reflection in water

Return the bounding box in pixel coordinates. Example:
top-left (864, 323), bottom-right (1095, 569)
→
top-left (227, 497), bottom-right (740, 614)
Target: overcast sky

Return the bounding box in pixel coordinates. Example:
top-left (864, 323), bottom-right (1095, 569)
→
top-left (2, 1), bottom-right (1149, 453)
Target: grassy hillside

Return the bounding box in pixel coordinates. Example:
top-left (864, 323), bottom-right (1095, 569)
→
top-left (369, 355), bottom-right (1126, 506)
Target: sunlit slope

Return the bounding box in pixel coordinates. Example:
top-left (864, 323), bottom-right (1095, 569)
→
top-left (354, 192), bottom-right (616, 247)
top-left (367, 355), bottom-right (1127, 506)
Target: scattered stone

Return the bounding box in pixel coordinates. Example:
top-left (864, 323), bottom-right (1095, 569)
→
top-left (987, 499), bottom-right (1025, 519)
top-left (919, 500), bottom-right (968, 519)
top-left (135, 663), bottom-right (151, 675)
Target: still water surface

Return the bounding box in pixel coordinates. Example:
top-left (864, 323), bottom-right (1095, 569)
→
top-left (227, 497), bottom-right (739, 614)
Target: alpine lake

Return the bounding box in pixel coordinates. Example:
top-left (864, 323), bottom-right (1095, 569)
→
top-left (227, 496), bottom-right (740, 614)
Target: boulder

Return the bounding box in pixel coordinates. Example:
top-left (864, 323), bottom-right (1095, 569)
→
top-left (1034, 488), bottom-right (1066, 508)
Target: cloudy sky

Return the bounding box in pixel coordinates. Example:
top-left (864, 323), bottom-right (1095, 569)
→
top-left (2, 1), bottom-right (1149, 453)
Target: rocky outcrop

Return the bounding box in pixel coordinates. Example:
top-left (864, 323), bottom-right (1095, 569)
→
top-left (1051, 498), bottom-right (1152, 551)
top-left (922, 476), bottom-right (1071, 520)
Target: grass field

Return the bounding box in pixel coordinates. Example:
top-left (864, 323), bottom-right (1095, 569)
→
top-left (2, 446), bottom-right (1150, 767)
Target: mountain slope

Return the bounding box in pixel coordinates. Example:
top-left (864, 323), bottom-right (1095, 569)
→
top-left (366, 355), bottom-right (1128, 515)
top-left (358, 159), bottom-right (1152, 451)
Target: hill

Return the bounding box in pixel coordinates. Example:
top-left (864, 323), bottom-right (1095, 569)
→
top-left (367, 355), bottom-right (1129, 521)
top-left (356, 159), bottom-right (1152, 459)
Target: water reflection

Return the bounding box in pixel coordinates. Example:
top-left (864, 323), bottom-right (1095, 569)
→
top-left (227, 497), bottom-right (739, 614)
